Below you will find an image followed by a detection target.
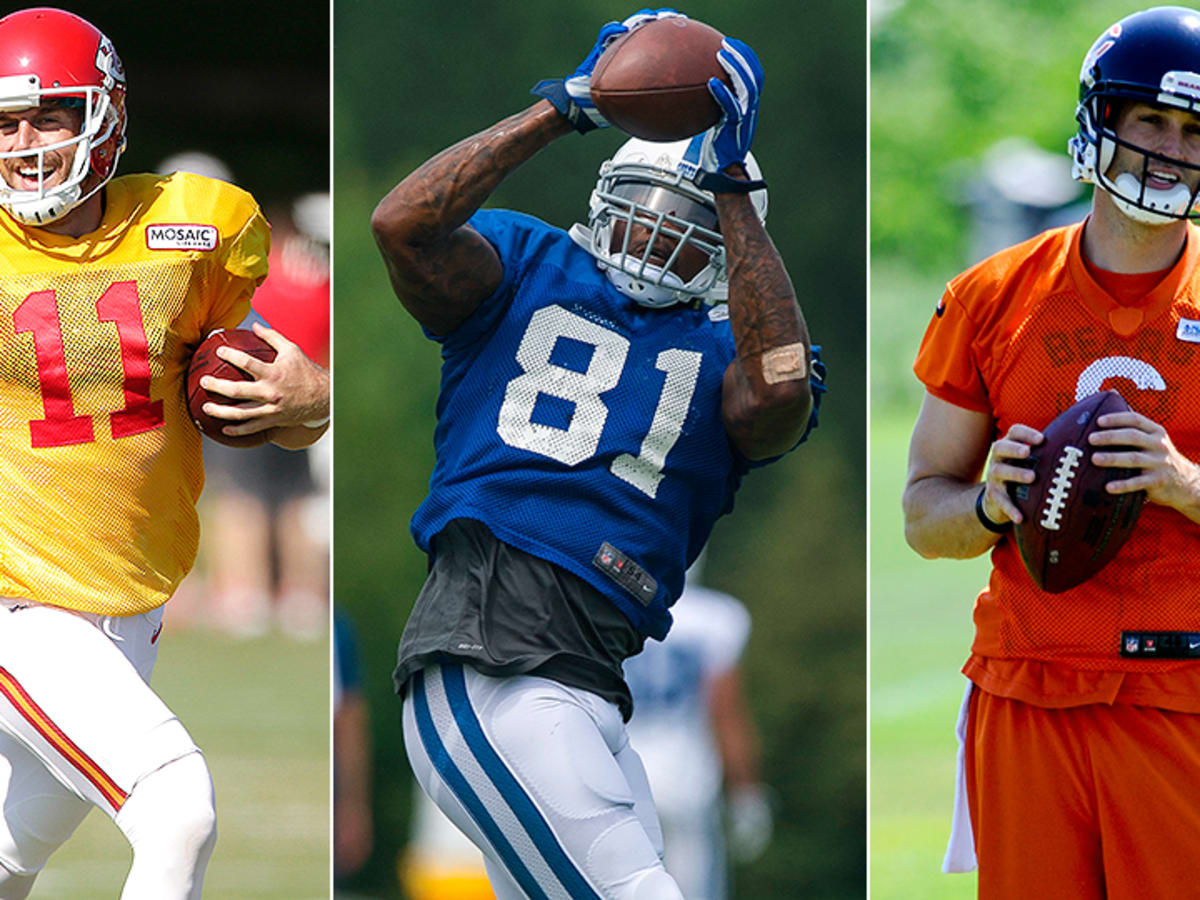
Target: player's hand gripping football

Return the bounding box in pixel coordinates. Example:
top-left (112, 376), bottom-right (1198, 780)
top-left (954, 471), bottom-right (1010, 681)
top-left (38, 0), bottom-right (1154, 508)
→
top-left (531, 8), bottom-right (685, 133)
top-left (980, 423), bottom-right (1044, 527)
top-left (199, 322), bottom-right (330, 438)
top-left (692, 37), bottom-right (766, 193)
top-left (1090, 410), bottom-right (1200, 522)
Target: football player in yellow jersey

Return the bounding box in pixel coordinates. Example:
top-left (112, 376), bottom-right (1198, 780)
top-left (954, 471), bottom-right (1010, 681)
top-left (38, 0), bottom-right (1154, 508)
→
top-left (0, 8), bottom-right (329, 899)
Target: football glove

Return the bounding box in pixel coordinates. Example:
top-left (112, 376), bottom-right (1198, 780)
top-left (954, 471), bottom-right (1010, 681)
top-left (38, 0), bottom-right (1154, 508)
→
top-left (531, 8), bottom-right (686, 134)
top-left (693, 37), bottom-right (767, 193)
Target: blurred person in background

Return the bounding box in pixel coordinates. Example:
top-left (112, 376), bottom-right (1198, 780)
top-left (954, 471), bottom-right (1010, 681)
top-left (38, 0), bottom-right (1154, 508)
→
top-left (624, 557), bottom-right (771, 899)
top-left (335, 611), bottom-right (375, 884)
top-left (371, 8), bottom-right (824, 896)
top-left (0, 8), bottom-right (327, 897)
top-left (161, 146), bottom-right (331, 640)
top-left (903, 7), bottom-right (1200, 896)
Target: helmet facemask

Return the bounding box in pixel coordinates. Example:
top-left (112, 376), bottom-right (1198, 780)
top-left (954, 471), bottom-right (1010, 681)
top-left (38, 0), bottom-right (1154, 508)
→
top-left (1068, 7), bottom-right (1200, 225)
top-left (569, 137), bottom-right (767, 307)
top-left (0, 79), bottom-right (122, 226)
top-left (1071, 94), bottom-right (1200, 224)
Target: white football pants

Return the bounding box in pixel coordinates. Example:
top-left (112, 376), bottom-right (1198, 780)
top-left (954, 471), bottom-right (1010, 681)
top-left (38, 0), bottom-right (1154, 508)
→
top-left (403, 663), bottom-right (685, 899)
top-left (0, 599), bottom-right (212, 898)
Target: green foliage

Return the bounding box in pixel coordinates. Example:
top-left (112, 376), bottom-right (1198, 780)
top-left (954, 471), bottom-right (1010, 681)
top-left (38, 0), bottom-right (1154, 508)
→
top-left (869, 413), bottom-right (985, 900)
top-left (871, 0), bottom-right (1142, 274)
top-left (335, 1), bottom-right (866, 896)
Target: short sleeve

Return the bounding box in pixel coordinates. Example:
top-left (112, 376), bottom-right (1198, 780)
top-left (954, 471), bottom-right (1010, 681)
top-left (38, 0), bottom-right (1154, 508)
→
top-left (427, 209), bottom-right (552, 352)
top-left (913, 283), bottom-right (991, 413)
top-left (201, 205), bottom-right (271, 335)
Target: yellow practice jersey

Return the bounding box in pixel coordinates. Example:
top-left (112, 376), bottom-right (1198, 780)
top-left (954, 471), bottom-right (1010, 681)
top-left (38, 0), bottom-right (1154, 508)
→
top-left (0, 172), bottom-right (269, 615)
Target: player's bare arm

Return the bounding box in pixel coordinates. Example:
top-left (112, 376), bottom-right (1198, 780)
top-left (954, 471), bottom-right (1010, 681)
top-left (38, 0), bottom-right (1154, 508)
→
top-left (663, 35), bottom-right (813, 459)
top-left (371, 103), bottom-right (572, 336)
top-left (717, 183), bottom-right (812, 459)
top-left (1091, 410), bottom-right (1200, 523)
top-left (200, 322), bottom-right (330, 449)
top-left (903, 392), bottom-right (1042, 559)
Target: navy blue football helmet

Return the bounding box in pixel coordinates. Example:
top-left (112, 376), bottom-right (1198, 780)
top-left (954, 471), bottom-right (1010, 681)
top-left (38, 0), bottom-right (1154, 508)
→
top-left (1069, 6), bottom-right (1200, 222)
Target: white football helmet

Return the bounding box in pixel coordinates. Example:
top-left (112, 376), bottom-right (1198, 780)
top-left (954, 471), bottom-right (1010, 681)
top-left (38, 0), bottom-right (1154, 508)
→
top-left (569, 136), bottom-right (768, 307)
top-left (0, 8), bottom-right (128, 226)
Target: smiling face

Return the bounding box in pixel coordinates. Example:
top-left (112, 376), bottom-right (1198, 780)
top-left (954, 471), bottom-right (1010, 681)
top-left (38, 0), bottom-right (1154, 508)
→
top-left (0, 102), bottom-right (85, 193)
top-left (1099, 100), bottom-right (1200, 221)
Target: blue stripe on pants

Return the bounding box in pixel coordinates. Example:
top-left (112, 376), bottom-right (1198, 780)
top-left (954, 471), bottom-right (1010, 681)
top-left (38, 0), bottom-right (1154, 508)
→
top-left (442, 664), bottom-right (603, 900)
top-left (410, 668), bottom-right (549, 899)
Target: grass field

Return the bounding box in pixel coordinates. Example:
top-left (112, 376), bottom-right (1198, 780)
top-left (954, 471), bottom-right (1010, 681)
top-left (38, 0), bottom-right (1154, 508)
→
top-left (31, 630), bottom-right (329, 900)
top-left (869, 409), bottom-right (984, 900)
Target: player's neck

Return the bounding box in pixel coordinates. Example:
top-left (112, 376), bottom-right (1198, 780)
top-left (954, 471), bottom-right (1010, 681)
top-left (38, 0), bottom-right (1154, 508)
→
top-left (38, 191), bottom-right (104, 238)
top-left (1082, 193), bottom-right (1188, 274)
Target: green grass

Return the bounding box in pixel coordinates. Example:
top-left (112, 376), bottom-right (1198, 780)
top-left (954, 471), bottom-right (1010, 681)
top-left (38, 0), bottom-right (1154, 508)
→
top-left (869, 410), bottom-right (984, 900)
top-left (30, 631), bottom-right (329, 900)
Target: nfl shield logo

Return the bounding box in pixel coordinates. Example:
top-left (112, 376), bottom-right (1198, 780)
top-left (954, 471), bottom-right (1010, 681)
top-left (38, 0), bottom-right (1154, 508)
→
top-left (1124, 635), bottom-right (1140, 653)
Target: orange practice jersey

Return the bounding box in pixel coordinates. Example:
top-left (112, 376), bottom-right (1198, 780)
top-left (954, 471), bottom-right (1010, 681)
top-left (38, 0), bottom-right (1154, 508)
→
top-left (0, 172), bottom-right (269, 616)
top-left (915, 221), bottom-right (1200, 677)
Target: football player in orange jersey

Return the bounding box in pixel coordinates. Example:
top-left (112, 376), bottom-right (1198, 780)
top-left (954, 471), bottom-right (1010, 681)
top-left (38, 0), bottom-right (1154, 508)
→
top-left (902, 7), bottom-right (1200, 899)
top-left (0, 8), bottom-right (328, 899)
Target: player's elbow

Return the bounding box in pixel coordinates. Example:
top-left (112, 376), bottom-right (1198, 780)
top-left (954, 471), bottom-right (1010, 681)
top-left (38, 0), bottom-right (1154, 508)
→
top-left (737, 381), bottom-right (814, 460)
top-left (370, 197), bottom-right (413, 256)
top-left (901, 481), bottom-right (943, 559)
top-left (903, 520), bottom-right (942, 559)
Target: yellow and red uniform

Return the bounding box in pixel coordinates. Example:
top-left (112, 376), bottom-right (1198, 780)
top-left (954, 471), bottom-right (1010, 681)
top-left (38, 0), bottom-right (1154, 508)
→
top-left (0, 171), bottom-right (269, 616)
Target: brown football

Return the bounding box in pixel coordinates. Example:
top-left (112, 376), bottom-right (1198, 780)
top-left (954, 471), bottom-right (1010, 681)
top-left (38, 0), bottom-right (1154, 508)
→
top-left (590, 17), bottom-right (726, 142)
top-left (186, 328), bottom-right (277, 449)
top-left (1008, 390), bottom-right (1144, 593)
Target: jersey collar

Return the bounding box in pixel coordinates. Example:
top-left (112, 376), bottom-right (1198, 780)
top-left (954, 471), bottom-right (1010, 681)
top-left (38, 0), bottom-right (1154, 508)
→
top-left (1067, 219), bottom-right (1200, 337)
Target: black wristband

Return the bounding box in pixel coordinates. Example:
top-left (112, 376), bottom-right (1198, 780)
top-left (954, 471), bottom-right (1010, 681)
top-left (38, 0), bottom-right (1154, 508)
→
top-left (975, 485), bottom-right (1011, 534)
top-left (695, 170), bottom-right (767, 194)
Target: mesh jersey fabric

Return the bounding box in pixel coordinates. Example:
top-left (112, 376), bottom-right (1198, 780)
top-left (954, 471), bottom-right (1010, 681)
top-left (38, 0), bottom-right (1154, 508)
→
top-left (0, 172), bottom-right (269, 615)
top-left (914, 221), bottom-right (1200, 676)
top-left (410, 209), bottom-right (776, 640)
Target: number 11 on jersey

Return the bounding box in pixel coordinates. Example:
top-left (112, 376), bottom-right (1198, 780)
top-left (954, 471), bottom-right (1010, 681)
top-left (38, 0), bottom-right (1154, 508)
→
top-left (14, 281), bottom-right (164, 448)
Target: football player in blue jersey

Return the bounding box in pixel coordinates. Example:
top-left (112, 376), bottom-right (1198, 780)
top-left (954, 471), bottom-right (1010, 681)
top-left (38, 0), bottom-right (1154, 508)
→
top-left (371, 9), bottom-right (824, 899)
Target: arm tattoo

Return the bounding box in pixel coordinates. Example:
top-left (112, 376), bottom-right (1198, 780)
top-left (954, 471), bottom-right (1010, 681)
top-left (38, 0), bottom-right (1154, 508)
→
top-left (372, 102), bottom-right (573, 333)
top-left (715, 190), bottom-right (814, 457)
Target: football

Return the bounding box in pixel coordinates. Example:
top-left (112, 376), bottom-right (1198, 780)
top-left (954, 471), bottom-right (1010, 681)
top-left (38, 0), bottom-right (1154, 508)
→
top-left (186, 328), bottom-right (277, 448)
top-left (590, 17), bottom-right (726, 142)
top-left (1008, 390), bottom-right (1145, 593)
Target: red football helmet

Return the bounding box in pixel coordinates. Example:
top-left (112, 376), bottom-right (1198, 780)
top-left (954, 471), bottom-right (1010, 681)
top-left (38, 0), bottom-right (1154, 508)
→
top-left (0, 8), bottom-right (127, 225)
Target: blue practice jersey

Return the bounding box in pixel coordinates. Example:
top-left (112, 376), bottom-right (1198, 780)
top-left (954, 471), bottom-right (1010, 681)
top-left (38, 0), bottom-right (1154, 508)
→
top-left (411, 210), bottom-right (800, 640)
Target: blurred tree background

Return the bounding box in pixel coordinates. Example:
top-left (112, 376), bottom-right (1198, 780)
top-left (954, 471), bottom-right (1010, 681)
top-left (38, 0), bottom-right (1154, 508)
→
top-left (334, 1), bottom-right (866, 897)
top-left (870, 3), bottom-right (1147, 898)
top-left (871, 0), bottom-right (1141, 417)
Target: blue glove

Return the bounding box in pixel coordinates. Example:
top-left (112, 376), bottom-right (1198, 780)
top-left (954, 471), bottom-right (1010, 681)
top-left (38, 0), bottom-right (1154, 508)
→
top-left (694, 37), bottom-right (767, 193)
top-left (531, 9), bottom-right (685, 134)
